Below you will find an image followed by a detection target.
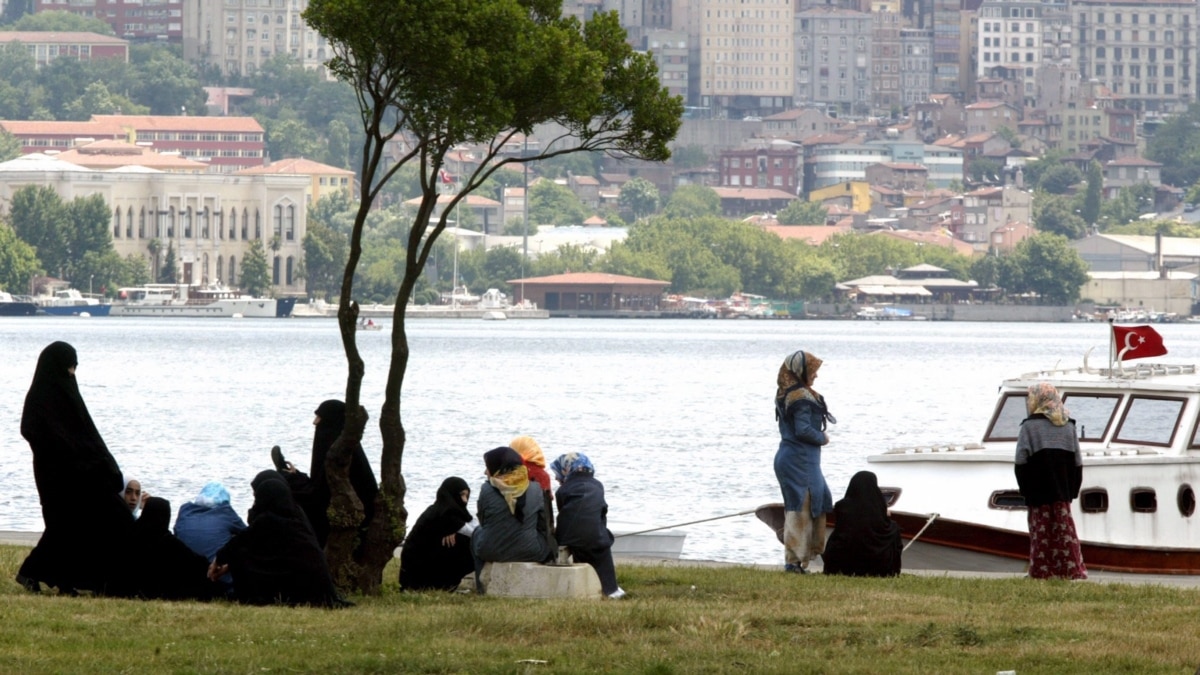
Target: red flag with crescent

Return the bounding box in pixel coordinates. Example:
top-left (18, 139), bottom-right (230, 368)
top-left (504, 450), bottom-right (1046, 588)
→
top-left (1113, 325), bottom-right (1167, 361)
top-left (439, 169), bottom-right (454, 184)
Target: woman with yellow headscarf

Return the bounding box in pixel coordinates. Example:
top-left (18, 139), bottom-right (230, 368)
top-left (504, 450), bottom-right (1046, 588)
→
top-left (773, 349), bottom-right (835, 574)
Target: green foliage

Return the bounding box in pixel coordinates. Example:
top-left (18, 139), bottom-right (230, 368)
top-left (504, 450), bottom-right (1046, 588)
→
top-left (0, 220), bottom-right (41, 292)
top-left (1082, 161), bottom-right (1103, 226)
top-left (1038, 164), bottom-right (1083, 195)
top-left (1146, 102), bottom-right (1200, 188)
top-left (530, 244), bottom-right (600, 278)
top-left (478, 168), bottom-right (525, 203)
top-left (303, 214), bottom-right (349, 301)
top-left (1099, 183), bottom-right (1156, 228)
top-left (130, 48), bottom-right (207, 116)
top-left (158, 242), bottom-right (177, 283)
top-left (776, 200), bottom-right (827, 225)
top-left (9, 185), bottom-right (69, 277)
top-left (261, 115), bottom-right (325, 161)
top-left (0, 127), bottom-right (20, 162)
top-left (63, 81), bottom-right (148, 120)
top-left (663, 184), bottom-right (721, 219)
top-left (1007, 233), bottom-right (1090, 304)
top-left (671, 144), bottom-right (709, 169)
top-left (1033, 193), bottom-right (1088, 239)
top-left (11, 9), bottom-right (113, 34)
top-left (995, 126), bottom-right (1019, 148)
top-left (240, 240), bottom-right (271, 297)
top-left (1105, 220), bottom-right (1200, 237)
top-left (1020, 150), bottom-right (1067, 190)
top-left (968, 158), bottom-right (1003, 185)
top-left (536, 152), bottom-right (599, 179)
top-left (618, 177), bottom-right (660, 220)
top-left (529, 180), bottom-right (589, 226)
top-left (502, 216), bottom-right (527, 236)
top-left (0, 0), bottom-right (33, 25)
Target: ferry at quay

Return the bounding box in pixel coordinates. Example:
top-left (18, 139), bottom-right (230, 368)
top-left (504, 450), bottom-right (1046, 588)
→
top-left (110, 283), bottom-right (296, 318)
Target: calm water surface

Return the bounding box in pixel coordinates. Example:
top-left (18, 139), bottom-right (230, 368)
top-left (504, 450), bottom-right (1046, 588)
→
top-left (4, 316), bottom-right (1200, 565)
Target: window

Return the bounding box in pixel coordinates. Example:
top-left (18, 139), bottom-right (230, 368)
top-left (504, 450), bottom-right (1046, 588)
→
top-left (989, 490), bottom-right (1026, 509)
top-left (1080, 489), bottom-right (1109, 513)
top-left (1062, 394), bottom-right (1120, 441)
top-left (228, 256), bottom-right (236, 285)
top-left (1096, 46), bottom-right (1106, 58)
top-left (984, 393), bottom-right (1027, 442)
top-left (113, 208), bottom-right (121, 238)
top-left (1179, 485), bottom-right (1196, 517)
top-left (1114, 396), bottom-right (1185, 446)
top-left (1131, 488), bottom-right (1157, 513)
top-left (285, 205), bottom-right (295, 241)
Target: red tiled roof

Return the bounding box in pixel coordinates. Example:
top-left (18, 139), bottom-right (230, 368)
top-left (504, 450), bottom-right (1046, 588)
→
top-left (93, 115), bottom-right (264, 133)
top-left (0, 119), bottom-right (126, 136)
top-left (711, 187), bottom-right (798, 200)
top-left (763, 224), bottom-right (851, 245)
top-left (0, 31), bottom-right (127, 44)
top-left (507, 272), bottom-right (669, 286)
top-left (235, 157), bottom-right (354, 175)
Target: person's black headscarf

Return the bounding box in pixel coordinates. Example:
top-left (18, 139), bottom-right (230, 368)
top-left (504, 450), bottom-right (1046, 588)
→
top-left (17, 342), bottom-right (131, 594)
top-left (216, 474), bottom-right (345, 607)
top-left (128, 497), bottom-right (216, 600)
top-left (398, 477), bottom-right (475, 591)
top-left (21, 341), bottom-right (122, 496)
top-left (288, 400), bottom-right (378, 547)
top-left (821, 471), bottom-right (902, 577)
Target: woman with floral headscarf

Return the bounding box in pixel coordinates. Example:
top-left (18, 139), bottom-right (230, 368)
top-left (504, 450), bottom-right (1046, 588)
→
top-left (773, 349), bottom-right (835, 574)
top-left (551, 452), bottom-right (624, 599)
top-left (1015, 382), bottom-right (1086, 580)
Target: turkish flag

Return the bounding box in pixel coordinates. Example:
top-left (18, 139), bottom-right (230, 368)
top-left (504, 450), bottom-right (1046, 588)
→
top-left (439, 169), bottom-right (454, 184)
top-left (1113, 325), bottom-right (1168, 361)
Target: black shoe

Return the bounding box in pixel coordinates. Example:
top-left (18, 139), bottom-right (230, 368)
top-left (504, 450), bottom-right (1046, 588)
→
top-left (271, 445), bottom-right (288, 472)
top-left (15, 574), bottom-right (40, 593)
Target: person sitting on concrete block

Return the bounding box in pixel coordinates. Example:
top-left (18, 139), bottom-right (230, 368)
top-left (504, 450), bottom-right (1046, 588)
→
top-left (550, 452), bottom-right (625, 599)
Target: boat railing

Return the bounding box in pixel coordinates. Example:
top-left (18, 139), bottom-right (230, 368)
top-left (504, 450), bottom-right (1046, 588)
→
top-left (1020, 363), bottom-right (1197, 380)
top-left (882, 442), bottom-right (985, 455)
top-left (1082, 447), bottom-right (1162, 457)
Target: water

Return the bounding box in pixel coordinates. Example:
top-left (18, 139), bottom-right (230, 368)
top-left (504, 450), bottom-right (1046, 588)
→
top-left (4, 316), bottom-right (1200, 565)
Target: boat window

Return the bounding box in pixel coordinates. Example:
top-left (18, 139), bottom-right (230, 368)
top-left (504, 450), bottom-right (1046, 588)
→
top-left (984, 393), bottom-right (1028, 442)
top-left (1179, 485), bottom-right (1195, 517)
top-left (1131, 488), bottom-right (1157, 513)
top-left (1114, 396), bottom-right (1185, 447)
top-left (989, 490), bottom-right (1026, 510)
top-left (1060, 393), bottom-right (1120, 441)
top-left (1080, 489), bottom-right (1108, 513)
top-left (879, 487), bottom-right (900, 507)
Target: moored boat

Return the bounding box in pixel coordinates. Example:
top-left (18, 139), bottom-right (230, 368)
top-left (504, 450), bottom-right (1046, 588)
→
top-left (36, 288), bottom-right (111, 317)
top-left (0, 291), bottom-right (38, 316)
top-left (867, 328), bottom-right (1200, 574)
top-left (110, 283), bottom-right (295, 318)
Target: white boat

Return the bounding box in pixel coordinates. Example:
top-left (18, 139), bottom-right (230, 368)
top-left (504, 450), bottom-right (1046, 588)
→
top-left (866, 347), bottom-right (1200, 574)
top-left (0, 291), bottom-right (38, 317)
top-left (609, 521), bottom-right (686, 559)
top-left (36, 288), bottom-right (111, 316)
top-left (110, 283), bottom-right (295, 318)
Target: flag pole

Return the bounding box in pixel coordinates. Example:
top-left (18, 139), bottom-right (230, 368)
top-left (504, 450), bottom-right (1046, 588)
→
top-left (1107, 317), bottom-right (1115, 379)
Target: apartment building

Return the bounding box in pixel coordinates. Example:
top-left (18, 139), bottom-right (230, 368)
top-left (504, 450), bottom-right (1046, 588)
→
top-left (795, 7), bottom-right (874, 116)
top-left (643, 30), bottom-right (690, 103)
top-left (900, 28), bottom-right (935, 105)
top-left (873, 10), bottom-right (903, 113)
top-left (1073, 0), bottom-right (1197, 114)
top-left (718, 141), bottom-right (801, 192)
top-left (181, 0), bottom-right (329, 79)
top-left (698, 0), bottom-right (793, 118)
top-left (35, 0), bottom-right (183, 43)
top-left (975, 0), bottom-right (1072, 106)
top-left (0, 31), bottom-right (129, 67)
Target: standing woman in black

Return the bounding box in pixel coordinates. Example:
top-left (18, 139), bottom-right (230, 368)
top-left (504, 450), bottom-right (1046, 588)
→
top-left (17, 342), bottom-right (134, 594)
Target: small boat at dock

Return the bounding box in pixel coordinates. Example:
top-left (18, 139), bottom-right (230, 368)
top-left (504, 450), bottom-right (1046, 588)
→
top-left (0, 291), bottom-right (38, 316)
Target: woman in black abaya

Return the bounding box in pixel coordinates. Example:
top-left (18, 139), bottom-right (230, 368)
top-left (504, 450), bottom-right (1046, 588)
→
top-left (821, 471), bottom-right (902, 577)
top-left (277, 400), bottom-right (378, 548)
top-left (130, 497), bottom-right (218, 600)
top-left (211, 470), bottom-right (346, 607)
top-left (17, 341), bottom-right (134, 594)
top-left (399, 477), bottom-right (476, 591)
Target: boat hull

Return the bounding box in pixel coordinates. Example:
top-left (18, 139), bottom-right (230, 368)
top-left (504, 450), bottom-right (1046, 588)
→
top-left (111, 299), bottom-right (283, 318)
top-left (41, 304), bottom-right (111, 317)
top-left (0, 302), bottom-right (38, 316)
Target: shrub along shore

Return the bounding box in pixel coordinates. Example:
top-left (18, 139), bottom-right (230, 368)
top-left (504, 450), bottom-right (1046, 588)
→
top-left (2, 545), bottom-right (1197, 674)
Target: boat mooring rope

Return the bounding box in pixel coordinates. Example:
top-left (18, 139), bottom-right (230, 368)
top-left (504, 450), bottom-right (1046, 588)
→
top-left (613, 508), bottom-right (760, 538)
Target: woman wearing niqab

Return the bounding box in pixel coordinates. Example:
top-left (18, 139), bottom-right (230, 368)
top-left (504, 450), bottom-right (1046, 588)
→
top-left (1015, 382), bottom-right (1087, 580)
top-left (399, 477), bottom-right (476, 591)
top-left (213, 470), bottom-right (347, 607)
top-left (17, 341), bottom-right (134, 594)
top-left (284, 400), bottom-right (378, 548)
top-left (821, 471), bottom-right (902, 577)
top-left (129, 497), bottom-right (218, 600)
top-left (773, 349), bottom-right (835, 574)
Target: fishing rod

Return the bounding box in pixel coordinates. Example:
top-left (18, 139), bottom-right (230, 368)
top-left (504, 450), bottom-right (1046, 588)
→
top-left (613, 508), bottom-right (760, 538)
top-left (902, 512), bottom-right (940, 553)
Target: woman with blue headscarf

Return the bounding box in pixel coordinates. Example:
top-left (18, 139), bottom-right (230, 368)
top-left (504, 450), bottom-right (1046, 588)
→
top-left (175, 482), bottom-right (248, 563)
top-left (551, 452), bottom-right (624, 598)
top-left (774, 349), bottom-right (835, 574)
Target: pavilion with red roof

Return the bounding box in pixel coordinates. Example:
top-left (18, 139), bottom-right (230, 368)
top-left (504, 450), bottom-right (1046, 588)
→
top-left (507, 272), bottom-right (670, 315)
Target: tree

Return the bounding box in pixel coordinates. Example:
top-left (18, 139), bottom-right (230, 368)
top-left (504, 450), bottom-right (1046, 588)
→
top-left (1146, 102), bottom-right (1200, 188)
top-left (63, 193), bottom-right (115, 284)
top-left (776, 200), bottom-right (827, 225)
top-left (9, 185), bottom-right (69, 277)
top-left (618, 177), bottom-right (660, 220)
top-left (64, 81), bottom-right (148, 120)
top-left (1009, 233), bottom-right (1090, 305)
top-left (670, 145), bottom-right (709, 169)
top-left (240, 240), bottom-right (271, 296)
top-left (304, 0), bottom-right (681, 593)
top-left (0, 220), bottom-right (41, 292)
top-left (0, 128), bottom-right (20, 161)
top-left (130, 49), bottom-right (206, 115)
top-left (968, 158), bottom-right (1003, 185)
top-left (1082, 161), bottom-right (1103, 227)
top-left (12, 9), bottom-right (113, 33)
top-left (1033, 193), bottom-right (1087, 240)
top-left (529, 180), bottom-right (590, 226)
top-left (663, 184), bottom-right (721, 219)
top-left (303, 200), bottom-right (350, 301)
top-left (0, 0), bottom-right (34, 25)
top-left (1038, 164), bottom-right (1082, 195)
top-left (159, 242), bottom-right (178, 283)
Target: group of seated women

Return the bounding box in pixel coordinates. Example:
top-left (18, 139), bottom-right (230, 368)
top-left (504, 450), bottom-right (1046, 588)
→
top-left (399, 436), bottom-right (626, 599)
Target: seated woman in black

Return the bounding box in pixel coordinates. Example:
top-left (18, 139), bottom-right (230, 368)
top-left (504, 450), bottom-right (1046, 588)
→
top-left (821, 471), bottom-right (902, 577)
top-left (399, 477), bottom-right (476, 591)
top-left (210, 471), bottom-right (347, 607)
top-left (550, 452), bottom-right (625, 599)
top-left (130, 497), bottom-right (218, 600)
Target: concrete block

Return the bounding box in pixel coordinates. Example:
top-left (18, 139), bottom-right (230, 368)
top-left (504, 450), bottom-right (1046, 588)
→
top-left (479, 562), bottom-right (603, 599)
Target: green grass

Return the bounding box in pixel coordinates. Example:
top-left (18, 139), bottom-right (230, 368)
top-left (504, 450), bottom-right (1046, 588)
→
top-left (2, 544), bottom-right (1198, 674)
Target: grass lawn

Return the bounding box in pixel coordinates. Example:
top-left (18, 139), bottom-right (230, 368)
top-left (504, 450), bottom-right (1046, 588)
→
top-left (1, 545), bottom-right (1198, 674)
